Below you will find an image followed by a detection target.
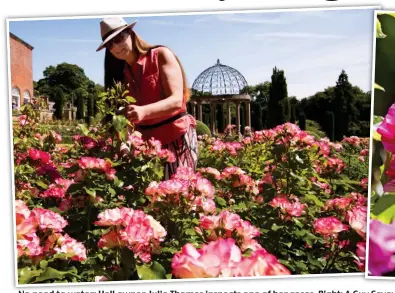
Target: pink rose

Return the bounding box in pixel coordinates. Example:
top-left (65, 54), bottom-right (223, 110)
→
top-left (313, 216), bottom-right (348, 237)
top-left (172, 238), bottom-right (242, 278)
top-left (346, 206), bottom-right (367, 239)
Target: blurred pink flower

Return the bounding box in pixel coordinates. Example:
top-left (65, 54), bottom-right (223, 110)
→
top-left (198, 167), bottom-right (221, 180)
top-left (360, 177), bottom-right (368, 189)
top-left (191, 196), bottom-right (216, 214)
top-left (18, 114), bottom-right (30, 126)
top-left (368, 220), bottom-right (395, 276)
top-left (94, 207), bottom-right (134, 227)
top-left (195, 178), bottom-right (215, 199)
top-left (324, 196), bottom-right (354, 211)
top-left (47, 233), bottom-right (87, 261)
top-left (79, 136), bottom-right (97, 150)
top-left (51, 131), bottom-right (62, 144)
top-left (346, 206), bottom-right (367, 239)
top-left (377, 104), bottom-right (395, 153)
top-left (94, 276), bottom-right (109, 282)
top-left (32, 208), bottom-right (67, 232)
top-left (28, 148), bottom-right (51, 164)
top-left (17, 232), bottom-right (43, 257)
top-left (270, 195), bottom-right (306, 218)
top-left (355, 241), bottom-right (366, 272)
top-left (98, 230), bottom-right (126, 249)
top-left (231, 249), bottom-right (290, 277)
top-left (313, 216), bottom-right (348, 237)
top-left (172, 238), bottom-right (242, 278)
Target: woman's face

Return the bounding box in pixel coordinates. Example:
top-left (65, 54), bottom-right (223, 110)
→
top-left (107, 30), bottom-right (133, 60)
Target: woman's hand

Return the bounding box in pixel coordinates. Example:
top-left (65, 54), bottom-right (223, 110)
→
top-left (125, 105), bottom-right (146, 123)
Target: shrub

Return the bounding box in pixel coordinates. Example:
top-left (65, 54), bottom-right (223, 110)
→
top-left (306, 120), bottom-right (326, 139)
top-left (196, 120), bottom-right (211, 137)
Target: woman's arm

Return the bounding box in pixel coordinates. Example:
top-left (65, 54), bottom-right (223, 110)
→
top-left (125, 47), bottom-right (184, 123)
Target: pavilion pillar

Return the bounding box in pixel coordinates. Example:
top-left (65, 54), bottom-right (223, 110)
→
top-left (226, 102), bottom-right (231, 128)
top-left (210, 103), bottom-right (216, 135)
top-left (191, 101), bottom-right (196, 119)
top-left (245, 101), bottom-right (251, 128)
top-left (197, 102), bottom-right (203, 121)
top-left (235, 102), bottom-right (241, 136)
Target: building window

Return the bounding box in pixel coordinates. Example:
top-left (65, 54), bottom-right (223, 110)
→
top-left (12, 87), bottom-right (20, 110)
top-left (24, 90), bottom-right (31, 105)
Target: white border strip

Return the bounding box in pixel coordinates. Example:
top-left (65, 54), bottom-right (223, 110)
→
top-left (7, 5), bottom-right (381, 22)
top-left (6, 5), bottom-right (379, 288)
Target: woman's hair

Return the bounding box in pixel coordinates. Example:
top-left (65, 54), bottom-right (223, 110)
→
top-left (104, 29), bottom-right (191, 101)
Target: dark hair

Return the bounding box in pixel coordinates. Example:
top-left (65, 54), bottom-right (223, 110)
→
top-left (104, 29), bottom-right (191, 101)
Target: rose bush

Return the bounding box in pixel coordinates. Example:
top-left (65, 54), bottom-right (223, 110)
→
top-left (13, 85), bottom-right (368, 283)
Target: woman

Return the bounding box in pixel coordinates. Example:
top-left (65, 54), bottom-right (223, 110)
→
top-left (97, 17), bottom-right (198, 180)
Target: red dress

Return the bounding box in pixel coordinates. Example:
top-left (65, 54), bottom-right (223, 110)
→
top-left (123, 47), bottom-right (198, 179)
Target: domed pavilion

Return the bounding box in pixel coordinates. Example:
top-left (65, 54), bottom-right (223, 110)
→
top-left (189, 59), bottom-right (251, 135)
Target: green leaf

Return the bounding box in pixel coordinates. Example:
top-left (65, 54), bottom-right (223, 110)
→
top-left (304, 193), bottom-right (324, 207)
top-left (281, 241), bottom-right (292, 248)
top-left (271, 223), bottom-right (284, 231)
top-left (39, 260), bottom-right (48, 270)
top-left (381, 12), bottom-right (395, 19)
top-left (185, 228), bottom-right (196, 236)
top-left (126, 96), bottom-right (136, 103)
top-left (83, 187), bottom-right (96, 197)
top-left (372, 129), bottom-right (382, 141)
top-left (216, 197), bottom-right (227, 207)
top-left (377, 17), bottom-right (387, 38)
top-left (78, 124), bottom-right (90, 136)
top-left (375, 83), bottom-right (385, 92)
top-left (33, 267), bottom-right (79, 283)
top-left (114, 177), bottom-right (124, 188)
top-left (293, 218), bottom-right (304, 228)
top-left (113, 115), bottom-right (128, 132)
top-left (373, 115), bottom-right (384, 125)
top-left (34, 180), bottom-right (48, 189)
top-left (371, 194), bottom-right (395, 224)
top-left (136, 261), bottom-right (167, 280)
top-left (108, 187), bottom-right (116, 196)
top-left (18, 267), bottom-right (42, 284)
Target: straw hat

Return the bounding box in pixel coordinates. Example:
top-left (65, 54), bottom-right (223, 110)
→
top-left (96, 17), bottom-right (137, 51)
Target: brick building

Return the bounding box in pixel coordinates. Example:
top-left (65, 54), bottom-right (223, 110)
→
top-left (10, 32), bottom-right (34, 110)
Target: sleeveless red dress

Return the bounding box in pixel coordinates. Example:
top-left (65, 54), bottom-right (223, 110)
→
top-left (123, 47), bottom-right (198, 179)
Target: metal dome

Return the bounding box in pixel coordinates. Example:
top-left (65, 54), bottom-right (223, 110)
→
top-left (192, 59), bottom-right (248, 95)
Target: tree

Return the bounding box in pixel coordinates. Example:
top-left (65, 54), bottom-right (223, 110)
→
top-left (267, 67), bottom-right (288, 128)
top-left (255, 82), bottom-right (271, 106)
top-left (252, 103), bottom-right (263, 131)
top-left (332, 70), bottom-right (355, 140)
top-left (52, 87), bottom-right (64, 120)
top-left (289, 96), bottom-right (298, 124)
top-left (241, 82), bottom-right (270, 106)
top-left (35, 63), bottom-right (91, 104)
top-left (86, 96), bottom-right (94, 124)
top-left (261, 106), bottom-right (268, 129)
top-left (326, 111), bottom-right (335, 141)
top-left (93, 83), bottom-right (104, 117)
top-left (298, 113), bottom-right (306, 130)
top-left (76, 89), bottom-right (85, 120)
top-left (290, 104), bottom-right (297, 124)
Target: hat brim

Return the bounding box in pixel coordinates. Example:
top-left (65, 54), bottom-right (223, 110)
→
top-left (96, 21), bottom-right (137, 52)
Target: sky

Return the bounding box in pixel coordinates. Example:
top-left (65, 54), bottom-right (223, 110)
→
top-left (8, 8), bottom-right (375, 99)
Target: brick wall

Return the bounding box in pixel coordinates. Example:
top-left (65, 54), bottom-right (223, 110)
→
top-left (10, 33), bottom-right (33, 109)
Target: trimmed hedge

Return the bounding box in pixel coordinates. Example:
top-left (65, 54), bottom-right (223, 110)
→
top-left (196, 120), bottom-right (211, 137)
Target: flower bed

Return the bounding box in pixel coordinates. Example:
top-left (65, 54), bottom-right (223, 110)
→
top-left (13, 92), bottom-right (368, 284)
